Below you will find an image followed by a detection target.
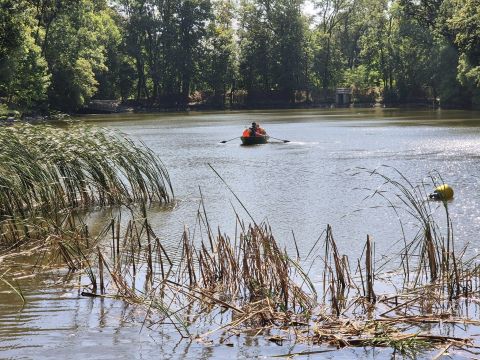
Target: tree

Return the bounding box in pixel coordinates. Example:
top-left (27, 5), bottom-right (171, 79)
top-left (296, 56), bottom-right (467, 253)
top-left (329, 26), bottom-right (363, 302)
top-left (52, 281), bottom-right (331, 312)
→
top-left (0, 0), bottom-right (50, 108)
top-left (448, 0), bottom-right (480, 89)
top-left (238, 0), bottom-right (309, 104)
top-left (178, 0), bottom-right (212, 105)
top-left (271, 0), bottom-right (308, 102)
top-left (2, 0), bottom-right (479, 112)
top-left (93, 6), bottom-right (124, 100)
top-left (43, 0), bottom-right (120, 110)
top-left (398, 0), bottom-right (479, 107)
top-left (238, 0), bottom-right (275, 101)
top-left (400, 0), bottom-right (444, 28)
top-left (202, 0), bottom-right (237, 107)
top-left (118, 0), bottom-right (212, 107)
top-left (312, 0), bottom-right (351, 99)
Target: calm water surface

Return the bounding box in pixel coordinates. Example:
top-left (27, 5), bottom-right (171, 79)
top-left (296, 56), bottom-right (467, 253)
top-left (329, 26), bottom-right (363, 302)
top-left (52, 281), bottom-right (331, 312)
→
top-left (2, 108), bottom-right (480, 359)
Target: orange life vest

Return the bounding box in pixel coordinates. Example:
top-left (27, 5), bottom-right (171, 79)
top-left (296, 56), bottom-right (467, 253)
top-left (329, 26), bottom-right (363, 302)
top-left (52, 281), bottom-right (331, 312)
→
top-left (242, 129), bottom-right (250, 137)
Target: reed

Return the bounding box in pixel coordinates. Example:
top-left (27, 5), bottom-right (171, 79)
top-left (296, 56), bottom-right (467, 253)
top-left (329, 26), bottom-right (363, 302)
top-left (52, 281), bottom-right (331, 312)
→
top-left (0, 270), bottom-right (25, 304)
top-left (5, 199), bottom-right (479, 355)
top-left (3, 154), bottom-right (480, 356)
top-left (62, 210), bottom-right (318, 339)
top-left (0, 123), bottom-right (173, 247)
top-left (361, 166), bottom-right (472, 299)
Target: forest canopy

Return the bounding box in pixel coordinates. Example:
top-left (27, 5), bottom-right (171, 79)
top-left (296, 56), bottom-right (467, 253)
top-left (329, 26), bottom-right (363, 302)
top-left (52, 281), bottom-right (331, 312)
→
top-left (0, 0), bottom-right (479, 113)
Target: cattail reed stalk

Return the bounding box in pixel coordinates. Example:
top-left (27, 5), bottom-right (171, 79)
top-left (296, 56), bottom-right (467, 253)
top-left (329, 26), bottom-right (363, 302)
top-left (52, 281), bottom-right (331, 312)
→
top-left (182, 229), bottom-right (196, 286)
top-left (365, 235), bottom-right (375, 303)
top-left (98, 248), bottom-right (105, 294)
top-left (155, 238), bottom-right (165, 280)
top-left (425, 227), bottom-right (438, 283)
top-left (358, 259), bottom-right (366, 299)
top-left (116, 218), bottom-right (120, 263)
top-left (111, 219), bottom-right (116, 266)
top-left (147, 223), bottom-right (172, 266)
top-left (145, 219), bottom-right (153, 286)
top-left (122, 221), bottom-right (132, 251)
top-left (84, 224), bottom-right (89, 248)
top-left (131, 236), bottom-right (136, 279)
top-left (15, 164), bottom-right (480, 349)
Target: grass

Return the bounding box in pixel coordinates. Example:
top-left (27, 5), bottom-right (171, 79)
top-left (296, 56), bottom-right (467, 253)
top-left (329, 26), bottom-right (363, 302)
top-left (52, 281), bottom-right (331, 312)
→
top-left (0, 123), bottom-right (173, 247)
top-left (0, 269), bottom-right (25, 304)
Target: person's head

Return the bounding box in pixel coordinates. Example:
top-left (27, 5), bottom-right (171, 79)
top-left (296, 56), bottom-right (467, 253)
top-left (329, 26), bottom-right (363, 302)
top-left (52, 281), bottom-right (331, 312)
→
top-left (252, 122), bottom-right (257, 128)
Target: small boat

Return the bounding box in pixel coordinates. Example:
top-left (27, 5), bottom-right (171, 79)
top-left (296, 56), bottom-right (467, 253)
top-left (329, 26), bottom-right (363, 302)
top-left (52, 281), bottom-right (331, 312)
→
top-left (241, 135), bottom-right (269, 145)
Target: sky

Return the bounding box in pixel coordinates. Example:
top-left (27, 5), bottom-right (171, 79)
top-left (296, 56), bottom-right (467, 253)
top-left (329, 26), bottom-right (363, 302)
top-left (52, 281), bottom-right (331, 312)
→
top-left (303, 0), bottom-right (316, 16)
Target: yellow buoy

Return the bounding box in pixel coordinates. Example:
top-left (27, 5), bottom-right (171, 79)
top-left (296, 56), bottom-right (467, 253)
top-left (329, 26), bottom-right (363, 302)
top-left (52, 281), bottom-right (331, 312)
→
top-left (429, 184), bottom-right (454, 201)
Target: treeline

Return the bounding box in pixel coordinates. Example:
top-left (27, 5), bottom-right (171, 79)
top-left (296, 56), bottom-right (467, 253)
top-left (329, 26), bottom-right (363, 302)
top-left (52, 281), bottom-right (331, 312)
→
top-left (0, 0), bottom-right (479, 113)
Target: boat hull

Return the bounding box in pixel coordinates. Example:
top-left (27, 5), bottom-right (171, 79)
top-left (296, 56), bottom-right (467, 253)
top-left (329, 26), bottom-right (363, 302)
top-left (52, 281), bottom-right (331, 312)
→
top-left (240, 136), bottom-right (269, 145)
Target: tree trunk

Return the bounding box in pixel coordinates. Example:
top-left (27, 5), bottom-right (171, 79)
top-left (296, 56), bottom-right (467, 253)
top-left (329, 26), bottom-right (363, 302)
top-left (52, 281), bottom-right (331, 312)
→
top-left (323, 36), bottom-right (332, 101)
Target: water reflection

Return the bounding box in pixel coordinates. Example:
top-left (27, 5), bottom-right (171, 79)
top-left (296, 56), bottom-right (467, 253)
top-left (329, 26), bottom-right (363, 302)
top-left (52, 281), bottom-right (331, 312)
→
top-left (2, 108), bottom-right (480, 359)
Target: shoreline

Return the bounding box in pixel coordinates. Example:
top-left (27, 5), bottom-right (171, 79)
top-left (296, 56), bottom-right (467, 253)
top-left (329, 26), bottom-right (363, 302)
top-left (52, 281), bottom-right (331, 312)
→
top-left (2, 101), bottom-right (479, 124)
top-left (80, 100), bottom-right (445, 115)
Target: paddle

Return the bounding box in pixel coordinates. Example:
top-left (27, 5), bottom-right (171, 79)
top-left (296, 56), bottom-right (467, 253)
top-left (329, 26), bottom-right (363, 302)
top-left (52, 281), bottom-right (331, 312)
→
top-left (220, 136), bottom-right (240, 144)
top-left (269, 136), bottom-right (290, 143)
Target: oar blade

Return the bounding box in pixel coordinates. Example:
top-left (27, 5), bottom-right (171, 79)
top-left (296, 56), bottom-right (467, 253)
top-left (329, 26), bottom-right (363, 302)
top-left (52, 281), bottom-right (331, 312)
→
top-left (220, 136), bottom-right (241, 144)
top-left (269, 136), bottom-right (291, 143)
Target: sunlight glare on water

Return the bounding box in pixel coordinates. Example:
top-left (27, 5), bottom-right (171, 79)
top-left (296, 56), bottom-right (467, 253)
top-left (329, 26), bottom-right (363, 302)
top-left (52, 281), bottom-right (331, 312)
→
top-left (2, 108), bottom-right (480, 359)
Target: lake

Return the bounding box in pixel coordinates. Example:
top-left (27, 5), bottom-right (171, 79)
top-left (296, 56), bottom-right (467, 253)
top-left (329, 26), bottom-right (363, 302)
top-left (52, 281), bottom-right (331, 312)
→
top-left (1, 108), bottom-right (480, 359)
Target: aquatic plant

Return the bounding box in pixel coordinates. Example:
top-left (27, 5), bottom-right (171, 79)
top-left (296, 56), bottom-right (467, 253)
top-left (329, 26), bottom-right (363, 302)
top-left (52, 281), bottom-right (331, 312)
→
top-left (2, 158), bottom-right (480, 357)
top-left (81, 213), bottom-right (318, 337)
top-left (359, 166), bottom-right (471, 298)
top-left (0, 123), bottom-right (172, 246)
top-left (56, 167), bottom-right (476, 357)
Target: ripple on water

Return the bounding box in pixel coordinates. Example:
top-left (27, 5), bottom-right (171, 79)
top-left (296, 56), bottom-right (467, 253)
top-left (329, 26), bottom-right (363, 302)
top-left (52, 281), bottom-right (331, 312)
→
top-left (3, 109), bottom-right (480, 359)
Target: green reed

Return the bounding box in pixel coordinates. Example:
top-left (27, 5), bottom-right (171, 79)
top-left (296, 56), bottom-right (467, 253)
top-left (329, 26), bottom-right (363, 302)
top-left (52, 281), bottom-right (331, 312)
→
top-left (0, 123), bottom-right (172, 246)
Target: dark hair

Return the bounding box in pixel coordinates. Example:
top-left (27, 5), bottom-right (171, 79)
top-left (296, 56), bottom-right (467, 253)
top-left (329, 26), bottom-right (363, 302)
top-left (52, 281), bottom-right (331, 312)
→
top-left (252, 122), bottom-right (256, 126)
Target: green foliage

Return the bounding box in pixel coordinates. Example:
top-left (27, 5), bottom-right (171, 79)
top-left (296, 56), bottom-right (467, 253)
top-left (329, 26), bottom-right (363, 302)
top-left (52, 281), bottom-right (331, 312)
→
top-left (2, 33), bottom-right (50, 108)
top-left (0, 0), bottom-right (24, 56)
top-left (1, 0), bottom-right (479, 110)
top-left (343, 65), bottom-right (379, 90)
top-left (92, 7), bottom-right (124, 100)
top-left (117, 0), bottom-right (213, 106)
top-left (398, 0), bottom-right (480, 107)
top-left (238, 0), bottom-right (275, 95)
top-left (238, 0), bottom-right (309, 104)
top-left (448, 0), bottom-right (480, 88)
top-left (201, 0), bottom-right (237, 107)
top-left (44, 0), bottom-right (120, 110)
top-left (0, 0), bottom-right (50, 108)
top-left (312, 30), bottom-right (345, 93)
top-left (0, 124), bottom-right (172, 224)
top-left (431, 43), bottom-right (468, 106)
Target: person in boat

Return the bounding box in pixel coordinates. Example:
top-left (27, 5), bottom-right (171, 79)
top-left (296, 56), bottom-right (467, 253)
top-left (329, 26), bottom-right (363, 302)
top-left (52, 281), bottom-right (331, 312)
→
top-left (242, 122), bottom-right (256, 137)
top-left (242, 122), bottom-right (266, 137)
top-left (249, 122), bottom-right (258, 136)
top-left (256, 123), bottom-right (266, 135)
